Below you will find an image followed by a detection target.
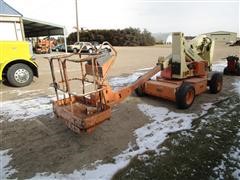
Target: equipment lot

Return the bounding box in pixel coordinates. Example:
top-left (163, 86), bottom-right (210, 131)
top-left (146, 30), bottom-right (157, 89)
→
top-left (0, 44), bottom-right (240, 179)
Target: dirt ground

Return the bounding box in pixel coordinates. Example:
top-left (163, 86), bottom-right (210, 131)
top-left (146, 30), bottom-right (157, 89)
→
top-left (0, 43), bottom-right (239, 179)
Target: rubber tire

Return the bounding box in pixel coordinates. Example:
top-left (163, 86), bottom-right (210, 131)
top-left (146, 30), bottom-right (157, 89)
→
top-left (237, 68), bottom-right (240, 76)
top-left (223, 67), bottom-right (229, 75)
top-left (7, 63), bottom-right (33, 87)
top-left (135, 84), bottom-right (145, 97)
top-left (236, 64), bottom-right (240, 76)
top-left (176, 83), bottom-right (195, 109)
top-left (73, 48), bottom-right (78, 54)
top-left (135, 76), bottom-right (145, 97)
top-left (209, 72), bottom-right (223, 94)
top-left (104, 48), bottom-right (111, 52)
top-left (88, 48), bottom-right (93, 54)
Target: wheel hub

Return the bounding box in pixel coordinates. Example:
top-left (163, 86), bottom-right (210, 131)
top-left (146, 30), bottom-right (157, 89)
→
top-left (186, 90), bottom-right (194, 105)
top-left (14, 69), bottom-right (30, 83)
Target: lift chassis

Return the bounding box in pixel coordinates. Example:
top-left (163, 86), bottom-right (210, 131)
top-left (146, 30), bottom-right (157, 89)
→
top-left (136, 32), bottom-right (222, 109)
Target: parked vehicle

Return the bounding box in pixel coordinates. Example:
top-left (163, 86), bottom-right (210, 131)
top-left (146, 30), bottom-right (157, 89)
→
top-left (0, 41), bottom-right (38, 87)
top-left (91, 41), bottom-right (111, 52)
top-left (68, 42), bottom-right (94, 53)
top-left (35, 39), bottom-right (54, 54)
top-left (52, 44), bottom-right (66, 52)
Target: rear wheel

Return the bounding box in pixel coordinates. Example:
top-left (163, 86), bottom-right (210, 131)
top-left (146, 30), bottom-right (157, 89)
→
top-left (7, 63), bottom-right (33, 87)
top-left (223, 67), bottom-right (229, 75)
top-left (73, 48), bottom-right (78, 54)
top-left (135, 76), bottom-right (145, 97)
top-left (88, 48), bottom-right (93, 54)
top-left (135, 84), bottom-right (145, 97)
top-left (236, 63), bottom-right (240, 76)
top-left (209, 72), bottom-right (223, 93)
top-left (104, 48), bottom-right (111, 52)
top-left (176, 83), bottom-right (195, 109)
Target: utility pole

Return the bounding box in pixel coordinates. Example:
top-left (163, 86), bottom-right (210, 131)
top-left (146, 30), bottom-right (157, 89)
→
top-left (75, 0), bottom-right (79, 42)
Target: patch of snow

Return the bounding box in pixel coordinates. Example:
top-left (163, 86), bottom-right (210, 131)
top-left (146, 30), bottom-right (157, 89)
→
top-left (200, 103), bottom-right (214, 116)
top-left (109, 71), bottom-right (145, 87)
top-left (137, 154), bottom-right (150, 161)
top-left (213, 160), bottom-right (226, 180)
top-left (137, 67), bottom-right (154, 71)
top-left (206, 134), bottom-right (212, 138)
top-left (109, 67), bottom-right (159, 87)
top-left (150, 72), bottom-right (161, 80)
top-left (0, 149), bottom-right (17, 179)
top-left (212, 62), bottom-right (227, 72)
top-left (0, 96), bottom-right (53, 122)
top-left (233, 81), bottom-right (240, 95)
top-left (135, 104), bottom-right (196, 150)
top-left (0, 89), bottom-right (44, 96)
top-left (213, 130), bottom-right (240, 179)
top-left (230, 135), bottom-right (240, 179)
top-left (232, 169), bottom-right (240, 179)
top-left (201, 103), bottom-right (213, 111)
top-left (32, 104), bottom-right (197, 180)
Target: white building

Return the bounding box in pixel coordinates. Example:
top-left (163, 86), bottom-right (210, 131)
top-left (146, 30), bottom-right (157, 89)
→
top-left (204, 31), bottom-right (237, 42)
top-left (166, 34), bottom-right (172, 44)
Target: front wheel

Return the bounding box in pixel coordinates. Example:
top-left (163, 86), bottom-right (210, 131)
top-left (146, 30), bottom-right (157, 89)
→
top-left (104, 48), bottom-right (111, 52)
top-left (135, 84), bottom-right (145, 97)
top-left (209, 73), bottom-right (223, 94)
top-left (88, 48), bottom-right (93, 54)
top-left (223, 67), bottom-right (229, 75)
top-left (135, 76), bottom-right (145, 97)
top-left (6, 63), bottom-right (33, 87)
top-left (236, 63), bottom-right (240, 76)
top-left (176, 83), bottom-right (195, 109)
top-left (73, 48), bottom-right (78, 54)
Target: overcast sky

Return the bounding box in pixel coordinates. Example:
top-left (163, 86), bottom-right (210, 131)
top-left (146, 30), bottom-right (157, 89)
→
top-left (4, 0), bottom-right (240, 36)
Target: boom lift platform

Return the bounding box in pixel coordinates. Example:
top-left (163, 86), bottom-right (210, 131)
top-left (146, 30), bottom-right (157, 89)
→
top-left (48, 42), bottom-right (160, 133)
top-left (48, 32), bottom-right (222, 134)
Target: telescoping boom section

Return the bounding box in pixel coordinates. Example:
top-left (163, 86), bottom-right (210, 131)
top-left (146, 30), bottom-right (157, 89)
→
top-left (48, 42), bottom-right (161, 133)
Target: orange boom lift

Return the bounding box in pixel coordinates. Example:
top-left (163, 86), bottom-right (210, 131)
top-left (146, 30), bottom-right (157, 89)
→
top-left (48, 32), bottom-right (222, 134)
top-left (135, 32), bottom-right (222, 109)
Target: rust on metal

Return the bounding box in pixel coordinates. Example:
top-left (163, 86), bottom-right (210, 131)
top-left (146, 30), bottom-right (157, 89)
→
top-left (47, 42), bottom-right (161, 134)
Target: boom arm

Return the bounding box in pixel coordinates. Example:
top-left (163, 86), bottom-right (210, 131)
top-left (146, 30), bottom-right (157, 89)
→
top-left (102, 65), bottom-right (161, 106)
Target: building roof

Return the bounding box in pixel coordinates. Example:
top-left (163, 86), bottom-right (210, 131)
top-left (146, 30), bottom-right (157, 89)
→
top-left (205, 31), bottom-right (237, 35)
top-left (0, 0), bottom-right (66, 37)
top-left (23, 17), bottom-right (65, 37)
top-left (0, 0), bottom-right (22, 16)
top-left (0, 0), bottom-right (65, 37)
